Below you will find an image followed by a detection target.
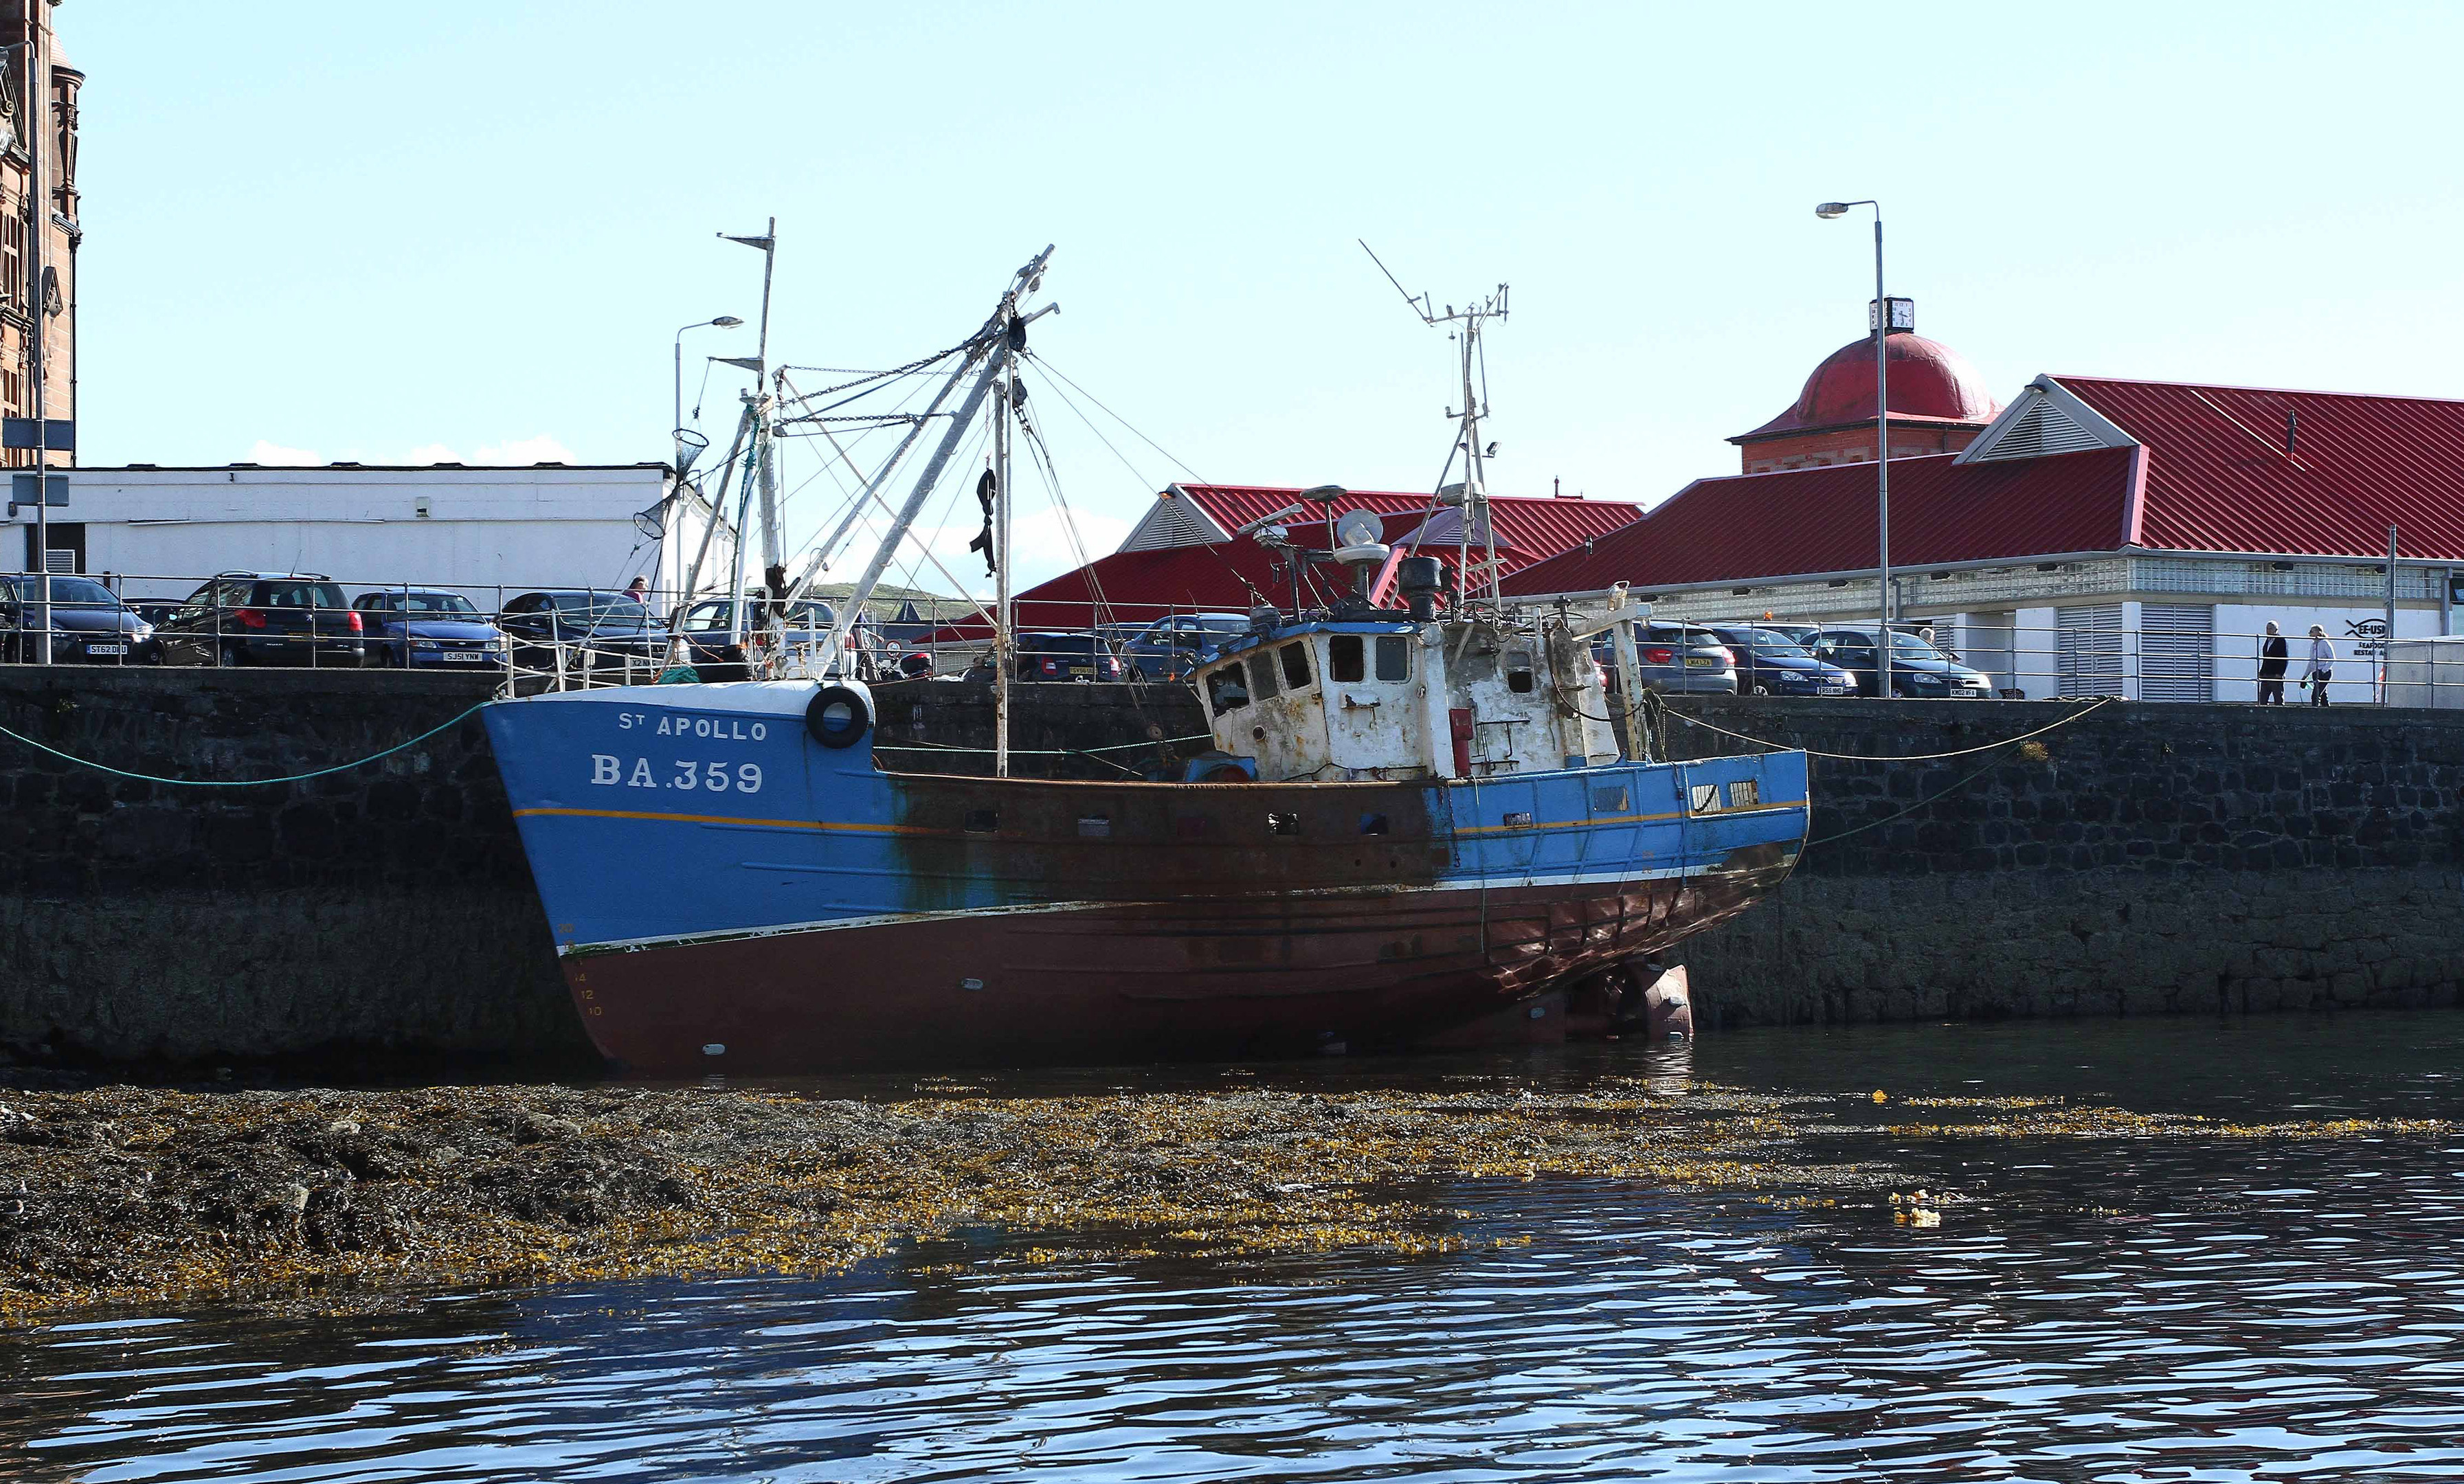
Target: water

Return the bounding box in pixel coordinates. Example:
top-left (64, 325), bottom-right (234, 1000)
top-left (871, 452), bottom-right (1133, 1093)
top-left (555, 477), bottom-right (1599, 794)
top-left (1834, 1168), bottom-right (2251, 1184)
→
top-left (7, 1012), bottom-right (2463, 1482)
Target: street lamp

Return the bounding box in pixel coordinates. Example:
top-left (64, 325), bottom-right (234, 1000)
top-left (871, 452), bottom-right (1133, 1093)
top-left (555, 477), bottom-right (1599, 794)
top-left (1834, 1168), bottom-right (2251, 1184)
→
top-left (675, 316), bottom-right (745, 442)
top-left (1816, 199), bottom-right (1892, 698)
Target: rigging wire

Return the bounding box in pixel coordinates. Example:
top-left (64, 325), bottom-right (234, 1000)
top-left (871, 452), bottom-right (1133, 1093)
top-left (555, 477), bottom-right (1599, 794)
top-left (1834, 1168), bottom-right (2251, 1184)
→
top-left (1020, 352), bottom-right (1211, 486)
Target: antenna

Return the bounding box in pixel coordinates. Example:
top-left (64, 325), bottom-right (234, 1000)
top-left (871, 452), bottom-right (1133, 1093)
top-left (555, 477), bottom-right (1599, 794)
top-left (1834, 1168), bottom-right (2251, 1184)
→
top-left (1355, 244), bottom-right (1512, 605)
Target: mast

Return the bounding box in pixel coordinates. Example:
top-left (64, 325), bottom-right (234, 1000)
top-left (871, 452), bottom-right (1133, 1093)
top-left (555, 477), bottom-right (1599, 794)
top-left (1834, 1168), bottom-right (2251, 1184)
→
top-left (719, 218), bottom-right (780, 574)
top-left (806, 247), bottom-right (1054, 679)
top-left (992, 343), bottom-right (1014, 777)
top-left (1357, 245), bottom-right (1508, 609)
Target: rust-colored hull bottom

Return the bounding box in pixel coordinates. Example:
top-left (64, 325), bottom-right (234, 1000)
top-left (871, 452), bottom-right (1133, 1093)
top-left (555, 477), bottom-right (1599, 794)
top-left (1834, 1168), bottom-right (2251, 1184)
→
top-left (562, 864), bottom-right (1788, 1075)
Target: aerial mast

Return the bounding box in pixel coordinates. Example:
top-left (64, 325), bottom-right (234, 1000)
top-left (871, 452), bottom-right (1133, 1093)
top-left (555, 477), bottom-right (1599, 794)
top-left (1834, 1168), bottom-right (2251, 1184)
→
top-left (1359, 242), bottom-right (1510, 607)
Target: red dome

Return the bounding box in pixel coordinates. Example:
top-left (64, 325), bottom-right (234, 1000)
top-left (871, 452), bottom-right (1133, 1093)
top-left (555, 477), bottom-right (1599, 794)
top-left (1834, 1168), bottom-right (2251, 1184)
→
top-left (1741, 332), bottom-right (2000, 440)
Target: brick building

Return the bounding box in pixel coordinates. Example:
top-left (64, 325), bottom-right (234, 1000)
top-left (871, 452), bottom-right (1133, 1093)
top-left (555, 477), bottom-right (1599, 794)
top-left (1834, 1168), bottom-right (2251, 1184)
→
top-left (1, 0), bottom-right (78, 469)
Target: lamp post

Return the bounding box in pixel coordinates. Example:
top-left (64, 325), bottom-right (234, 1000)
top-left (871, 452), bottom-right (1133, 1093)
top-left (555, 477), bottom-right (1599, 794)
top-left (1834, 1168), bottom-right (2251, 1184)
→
top-left (1816, 199), bottom-right (1891, 698)
top-left (674, 316), bottom-right (744, 438)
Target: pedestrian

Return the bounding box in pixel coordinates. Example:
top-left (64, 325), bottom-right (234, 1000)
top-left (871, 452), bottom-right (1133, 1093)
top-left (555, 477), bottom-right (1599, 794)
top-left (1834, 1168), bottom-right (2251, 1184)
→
top-left (622, 576), bottom-right (651, 612)
top-left (2303, 624), bottom-right (2334, 706)
top-left (2256, 621), bottom-right (2288, 705)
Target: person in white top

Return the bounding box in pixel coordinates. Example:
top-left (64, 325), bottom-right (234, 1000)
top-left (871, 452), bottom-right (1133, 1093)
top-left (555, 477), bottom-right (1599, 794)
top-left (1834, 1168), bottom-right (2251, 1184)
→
top-left (2303, 624), bottom-right (2335, 706)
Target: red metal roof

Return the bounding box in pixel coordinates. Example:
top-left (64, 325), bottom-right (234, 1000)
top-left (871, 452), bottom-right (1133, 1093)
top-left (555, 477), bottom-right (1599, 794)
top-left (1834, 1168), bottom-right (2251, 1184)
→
top-left (2053, 376), bottom-right (2464, 559)
top-left (1162, 484), bottom-right (1640, 563)
top-left (1500, 447), bottom-right (2139, 596)
top-left (934, 487), bottom-right (1637, 638)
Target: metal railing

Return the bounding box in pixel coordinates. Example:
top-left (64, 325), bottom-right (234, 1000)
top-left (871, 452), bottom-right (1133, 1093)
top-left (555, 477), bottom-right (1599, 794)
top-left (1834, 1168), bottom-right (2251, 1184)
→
top-left (6, 572), bottom-right (2459, 708)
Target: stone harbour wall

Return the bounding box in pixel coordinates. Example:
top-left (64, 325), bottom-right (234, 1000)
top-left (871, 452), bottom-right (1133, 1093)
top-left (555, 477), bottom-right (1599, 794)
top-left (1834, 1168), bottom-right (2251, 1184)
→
top-left (2, 670), bottom-right (2456, 1068)
top-left (1656, 697), bottom-right (2464, 1026)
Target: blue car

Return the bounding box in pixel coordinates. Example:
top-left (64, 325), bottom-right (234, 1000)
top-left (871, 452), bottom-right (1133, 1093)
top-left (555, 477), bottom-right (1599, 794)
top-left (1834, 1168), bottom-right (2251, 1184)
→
top-left (351, 589), bottom-right (509, 669)
top-left (1118, 612), bottom-right (1255, 680)
top-left (1811, 626), bottom-right (1994, 699)
top-left (1707, 625), bottom-right (1858, 697)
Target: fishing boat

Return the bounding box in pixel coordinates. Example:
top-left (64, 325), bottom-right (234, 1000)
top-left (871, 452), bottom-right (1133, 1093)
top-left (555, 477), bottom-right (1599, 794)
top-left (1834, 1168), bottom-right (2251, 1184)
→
top-left (480, 249), bottom-right (1810, 1072)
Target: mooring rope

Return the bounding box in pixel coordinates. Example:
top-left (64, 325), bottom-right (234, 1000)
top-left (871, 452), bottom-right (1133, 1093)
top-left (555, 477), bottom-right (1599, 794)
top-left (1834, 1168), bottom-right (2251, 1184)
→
top-left (0, 702), bottom-right (492, 788)
top-left (1656, 694), bottom-right (2117, 762)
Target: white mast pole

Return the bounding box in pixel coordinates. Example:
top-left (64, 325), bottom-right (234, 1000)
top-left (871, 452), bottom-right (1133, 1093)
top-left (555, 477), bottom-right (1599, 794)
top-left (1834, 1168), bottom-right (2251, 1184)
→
top-left (754, 216), bottom-right (781, 574)
top-left (994, 340), bottom-right (1014, 778)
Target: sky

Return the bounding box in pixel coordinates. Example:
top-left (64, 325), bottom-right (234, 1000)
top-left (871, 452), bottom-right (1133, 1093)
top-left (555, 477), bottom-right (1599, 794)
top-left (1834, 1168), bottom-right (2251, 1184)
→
top-left (67, 1), bottom-right (2464, 592)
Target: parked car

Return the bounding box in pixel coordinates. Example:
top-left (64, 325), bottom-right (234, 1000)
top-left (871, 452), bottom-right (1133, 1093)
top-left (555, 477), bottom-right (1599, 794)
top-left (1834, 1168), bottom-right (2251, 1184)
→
top-left (0, 574), bottom-right (161, 664)
top-left (497, 589), bottom-right (669, 676)
top-left (1811, 627), bottom-right (1993, 698)
top-left (671, 596), bottom-right (839, 668)
top-left (1009, 631), bottom-right (1125, 682)
top-left (155, 572), bottom-right (366, 667)
top-left (126, 599), bottom-right (185, 631)
top-left (1762, 623), bottom-right (1822, 651)
top-left (1117, 612), bottom-right (1253, 679)
top-left (352, 589), bottom-right (509, 669)
top-left (1591, 622), bottom-right (1738, 695)
top-left (1705, 625), bottom-right (1857, 697)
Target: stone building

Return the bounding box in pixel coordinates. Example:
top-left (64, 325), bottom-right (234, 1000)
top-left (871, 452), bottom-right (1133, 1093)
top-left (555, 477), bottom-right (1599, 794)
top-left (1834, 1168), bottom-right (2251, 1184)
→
top-left (0, 0), bottom-right (78, 467)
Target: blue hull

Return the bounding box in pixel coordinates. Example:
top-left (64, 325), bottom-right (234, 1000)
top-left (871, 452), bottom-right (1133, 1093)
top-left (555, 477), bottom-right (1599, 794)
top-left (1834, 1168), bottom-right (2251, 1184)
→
top-left (482, 682), bottom-right (1809, 1071)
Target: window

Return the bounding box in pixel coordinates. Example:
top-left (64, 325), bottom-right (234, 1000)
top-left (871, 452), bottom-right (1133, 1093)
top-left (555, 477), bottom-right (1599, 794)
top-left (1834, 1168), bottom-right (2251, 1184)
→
top-left (1279, 642), bottom-right (1310, 690)
top-left (1505, 649), bottom-right (1536, 694)
top-left (1728, 778), bottom-right (1760, 808)
top-left (1207, 666), bottom-right (1251, 716)
top-left (964, 809), bottom-right (998, 833)
top-left (1374, 636), bottom-right (1410, 682)
top-left (1266, 811), bottom-right (1300, 837)
top-left (1358, 813), bottom-right (1389, 835)
top-left (1689, 783), bottom-right (1723, 813)
top-left (1592, 785), bottom-right (1629, 813)
top-left (1248, 652), bottom-right (1281, 700)
top-left (1329, 634), bottom-right (1365, 682)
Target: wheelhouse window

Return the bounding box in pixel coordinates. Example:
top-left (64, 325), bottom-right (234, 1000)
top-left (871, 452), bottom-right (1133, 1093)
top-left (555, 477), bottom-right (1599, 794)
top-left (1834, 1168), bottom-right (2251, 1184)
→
top-left (1329, 634), bottom-right (1365, 683)
top-left (1248, 652), bottom-right (1281, 701)
top-left (1207, 666), bottom-right (1251, 716)
top-left (1374, 636), bottom-right (1410, 682)
top-left (1278, 642), bottom-right (1310, 690)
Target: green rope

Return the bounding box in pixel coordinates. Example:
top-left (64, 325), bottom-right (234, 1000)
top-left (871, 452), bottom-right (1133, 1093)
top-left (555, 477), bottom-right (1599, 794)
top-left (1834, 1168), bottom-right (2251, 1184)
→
top-left (0, 701), bottom-right (492, 787)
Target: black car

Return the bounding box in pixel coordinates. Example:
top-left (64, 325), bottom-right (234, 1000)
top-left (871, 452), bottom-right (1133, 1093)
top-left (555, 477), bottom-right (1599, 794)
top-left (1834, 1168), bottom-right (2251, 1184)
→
top-left (1008, 632), bottom-right (1125, 682)
top-left (1705, 625), bottom-right (1858, 697)
top-left (155, 573), bottom-right (366, 667)
top-left (497, 589), bottom-right (670, 677)
top-left (1811, 627), bottom-right (1993, 698)
top-left (1, 574), bottom-right (161, 664)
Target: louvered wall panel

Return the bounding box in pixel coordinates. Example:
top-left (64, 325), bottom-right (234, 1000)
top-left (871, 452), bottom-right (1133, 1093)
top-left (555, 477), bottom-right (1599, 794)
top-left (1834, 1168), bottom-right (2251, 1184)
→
top-left (2057, 603), bottom-right (2126, 696)
top-left (2140, 603), bottom-right (2216, 703)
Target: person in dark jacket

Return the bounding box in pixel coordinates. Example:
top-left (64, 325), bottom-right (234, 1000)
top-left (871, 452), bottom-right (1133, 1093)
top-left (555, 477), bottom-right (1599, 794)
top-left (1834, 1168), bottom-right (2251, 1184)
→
top-left (2256, 621), bottom-right (2289, 705)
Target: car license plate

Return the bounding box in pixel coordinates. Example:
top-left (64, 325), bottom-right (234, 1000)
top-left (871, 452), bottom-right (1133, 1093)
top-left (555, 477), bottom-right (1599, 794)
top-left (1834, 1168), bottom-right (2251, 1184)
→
top-left (1066, 665), bottom-right (1093, 677)
top-left (1819, 683), bottom-right (1850, 695)
top-left (1683, 656), bottom-right (1716, 668)
top-left (87, 643), bottom-right (126, 655)
top-left (442, 651), bottom-right (482, 662)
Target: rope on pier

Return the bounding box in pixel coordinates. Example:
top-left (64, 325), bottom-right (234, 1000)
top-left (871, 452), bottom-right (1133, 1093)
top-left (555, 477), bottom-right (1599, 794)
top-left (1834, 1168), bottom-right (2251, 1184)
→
top-left (0, 702), bottom-right (491, 787)
top-left (1661, 694), bottom-right (2117, 763)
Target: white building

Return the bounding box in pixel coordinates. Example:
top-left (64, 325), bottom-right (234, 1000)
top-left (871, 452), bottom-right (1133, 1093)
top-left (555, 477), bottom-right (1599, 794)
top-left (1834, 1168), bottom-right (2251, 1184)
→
top-left (10, 462), bottom-right (737, 611)
top-left (1506, 372), bottom-right (2464, 704)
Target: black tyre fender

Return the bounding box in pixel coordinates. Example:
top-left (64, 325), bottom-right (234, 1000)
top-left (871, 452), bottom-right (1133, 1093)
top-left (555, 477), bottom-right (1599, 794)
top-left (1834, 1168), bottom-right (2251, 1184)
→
top-left (806, 684), bottom-right (871, 749)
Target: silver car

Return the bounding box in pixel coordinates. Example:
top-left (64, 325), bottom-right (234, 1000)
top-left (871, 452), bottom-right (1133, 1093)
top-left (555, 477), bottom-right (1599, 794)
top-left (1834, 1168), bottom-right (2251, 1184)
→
top-left (1593, 622), bottom-right (1738, 695)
